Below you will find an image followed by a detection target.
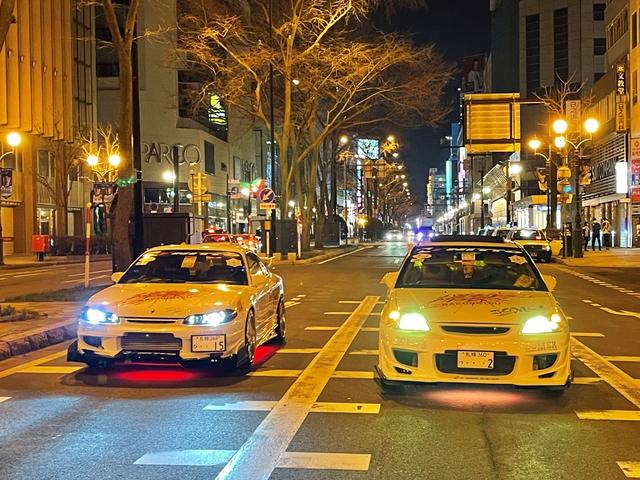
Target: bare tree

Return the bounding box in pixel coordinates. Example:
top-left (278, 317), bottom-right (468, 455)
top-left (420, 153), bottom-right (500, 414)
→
top-left (0, 0), bottom-right (15, 50)
top-left (99, 0), bottom-right (140, 270)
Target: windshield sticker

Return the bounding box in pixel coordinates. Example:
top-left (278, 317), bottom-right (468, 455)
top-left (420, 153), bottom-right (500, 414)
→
top-left (513, 274), bottom-right (535, 288)
top-left (136, 253), bottom-right (157, 266)
top-left (181, 256), bottom-right (198, 269)
top-left (461, 252), bottom-right (476, 263)
top-left (508, 255), bottom-right (527, 265)
top-left (226, 258), bottom-right (242, 268)
top-left (412, 253), bottom-right (432, 263)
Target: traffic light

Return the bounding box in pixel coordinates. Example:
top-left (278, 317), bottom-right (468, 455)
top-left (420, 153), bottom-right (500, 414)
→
top-left (557, 179), bottom-right (571, 194)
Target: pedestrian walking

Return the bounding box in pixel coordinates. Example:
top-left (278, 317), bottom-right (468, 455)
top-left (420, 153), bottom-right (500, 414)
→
top-left (591, 219), bottom-right (602, 251)
top-left (602, 218), bottom-right (612, 249)
top-left (582, 222), bottom-right (590, 250)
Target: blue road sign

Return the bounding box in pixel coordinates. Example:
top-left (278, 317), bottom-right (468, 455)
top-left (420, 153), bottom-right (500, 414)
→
top-left (259, 188), bottom-right (275, 203)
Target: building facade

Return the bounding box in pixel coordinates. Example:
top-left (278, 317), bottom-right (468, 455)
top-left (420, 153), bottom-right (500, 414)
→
top-left (1, 1), bottom-right (96, 254)
top-left (629, 0), bottom-right (640, 246)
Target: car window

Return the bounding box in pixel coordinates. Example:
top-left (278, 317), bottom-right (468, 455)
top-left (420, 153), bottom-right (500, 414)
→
top-left (203, 234), bottom-right (231, 243)
top-left (246, 252), bottom-right (263, 276)
top-left (511, 230), bottom-right (546, 241)
top-left (397, 246), bottom-right (545, 291)
top-left (120, 250), bottom-right (248, 285)
top-left (494, 229), bottom-right (510, 238)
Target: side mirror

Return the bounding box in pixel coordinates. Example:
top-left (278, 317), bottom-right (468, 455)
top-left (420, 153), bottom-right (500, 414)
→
top-left (111, 272), bottom-right (124, 283)
top-left (264, 257), bottom-right (274, 268)
top-left (542, 274), bottom-right (557, 292)
top-left (381, 272), bottom-right (399, 290)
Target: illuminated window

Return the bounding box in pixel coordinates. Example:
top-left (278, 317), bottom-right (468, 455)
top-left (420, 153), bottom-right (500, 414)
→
top-left (208, 95), bottom-right (227, 126)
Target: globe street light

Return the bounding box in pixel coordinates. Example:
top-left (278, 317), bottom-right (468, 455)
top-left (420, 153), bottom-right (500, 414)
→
top-left (86, 154), bottom-right (99, 167)
top-left (554, 136), bottom-right (567, 150)
top-left (584, 118), bottom-right (599, 134)
top-left (0, 131), bottom-right (23, 265)
top-left (528, 138), bottom-right (542, 151)
top-left (7, 132), bottom-right (21, 148)
top-left (552, 119), bottom-right (568, 135)
top-left (108, 154), bottom-right (121, 167)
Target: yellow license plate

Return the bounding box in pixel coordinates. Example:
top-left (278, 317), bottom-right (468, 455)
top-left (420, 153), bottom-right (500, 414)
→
top-left (457, 351), bottom-right (494, 369)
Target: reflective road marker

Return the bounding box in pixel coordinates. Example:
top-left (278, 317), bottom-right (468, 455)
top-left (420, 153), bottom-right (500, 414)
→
top-left (575, 410), bottom-right (640, 421)
top-left (215, 296), bottom-right (379, 480)
top-left (135, 450), bottom-right (371, 471)
top-left (204, 400), bottom-right (380, 414)
top-left (618, 462), bottom-right (640, 478)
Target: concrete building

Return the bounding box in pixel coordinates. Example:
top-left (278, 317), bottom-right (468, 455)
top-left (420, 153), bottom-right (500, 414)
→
top-left (1, 1), bottom-right (96, 254)
top-left (95, 0), bottom-right (265, 234)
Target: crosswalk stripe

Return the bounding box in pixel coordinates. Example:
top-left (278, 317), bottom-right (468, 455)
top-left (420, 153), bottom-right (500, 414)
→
top-left (277, 348), bottom-right (321, 354)
top-left (135, 450), bottom-right (371, 471)
top-left (603, 356), bottom-right (640, 362)
top-left (0, 350), bottom-right (68, 379)
top-left (0, 397), bottom-right (11, 403)
top-left (17, 366), bottom-right (82, 374)
top-left (618, 461), bottom-right (640, 478)
top-left (575, 410), bottom-right (640, 421)
top-left (204, 401), bottom-right (380, 414)
top-left (349, 349), bottom-right (379, 355)
top-left (332, 370), bottom-right (375, 379)
top-left (284, 301), bottom-right (301, 308)
top-left (572, 377), bottom-right (602, 385)
top-left (247, 369), bottom-right (301, 377)
top-left (305, 326), bottom-right (379, 332)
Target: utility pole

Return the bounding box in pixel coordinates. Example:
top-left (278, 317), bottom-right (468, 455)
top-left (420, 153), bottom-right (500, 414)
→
top-left (172, 145), bottom-right (180, 214)
top-left (268, 0), bottom-right (277, 256)
top-left (132, 27), bottom-right (145, 258)
top-left (479, 167), bottom-right (485, 229)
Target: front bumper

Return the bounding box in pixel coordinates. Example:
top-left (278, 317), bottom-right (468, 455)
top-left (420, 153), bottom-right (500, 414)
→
top-left (74, 319), bottom-right (246, 362)
top-left (378, 325), bottom-right (571, 387)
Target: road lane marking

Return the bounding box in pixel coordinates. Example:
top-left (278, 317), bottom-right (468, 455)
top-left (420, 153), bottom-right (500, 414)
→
top-left (204, 401), bottom-right (380, 414)
top-left (0, 349), bottom-right (68, 379)
top-left (62, 274), bottom-right (111, 284)
top-left (316, 246), bottom-right (374, 264)
top-left (284, 301), bottom-right (300, 308)
top-left (247, 369), bottom-right (301, 377)
top-left (324, 311), bottom-right (380, 316)
top-left (570, 332), bottom-right (605, 337)
top-left (575, 410), bottom-right (640, 421)
top-left (618, 462), bottom-right (640, 478)
top-left (17, 366), bottom-right (82, 374)
top-left (339, 300), bottom-right (384, 305)
top-left (571, 337), bottom-right (640, 408)
top-left (603, 356), bottom-right (640, 362)
top-left (67, 269), bottom-right (113, 277)
top-left (349, 349), bottom-right (379, 355)
top-left (277, 348), bottom-right (321, 354)
top-left (215, 296), bottom-right (378, 480)
top-left (0, 397), bottom-right (10, 403)
top-left (135, 450), bottom-right (370, 471)
top-left (12, 272), bottom-right (39, 278)
top-left (332, 370), bottom-right (375, 379)
top-left (572, 377), bottom-right (602, 385)
top-left (298, 294), bottom-right (307, 298)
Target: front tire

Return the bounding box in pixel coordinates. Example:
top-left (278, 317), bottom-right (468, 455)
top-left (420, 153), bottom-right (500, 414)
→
top-left (236, 310), bottom-right (257, 370)
top-left (273, 300), bottom-right (286, 344)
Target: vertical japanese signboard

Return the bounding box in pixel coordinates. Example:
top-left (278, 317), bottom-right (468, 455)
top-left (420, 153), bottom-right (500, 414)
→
top-left (616, 63), bottom-right (627, 132)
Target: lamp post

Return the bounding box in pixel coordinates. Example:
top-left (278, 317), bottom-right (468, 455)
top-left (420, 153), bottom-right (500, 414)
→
top-left (0, 132), bottom-right (22, 265)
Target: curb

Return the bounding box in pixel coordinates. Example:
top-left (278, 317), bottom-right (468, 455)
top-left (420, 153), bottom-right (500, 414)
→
top-left (0, 320), bottom-right (76, 361)
top-left (269, 245), bottom-right (359, 265)
top-left (0, 255), bottom-right (111, 271)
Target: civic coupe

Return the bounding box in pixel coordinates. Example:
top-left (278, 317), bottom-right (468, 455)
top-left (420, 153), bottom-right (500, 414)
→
top-left (67, 244), bottom-right (285, 370)
top-left (376, 236), bottom-right (572, 391)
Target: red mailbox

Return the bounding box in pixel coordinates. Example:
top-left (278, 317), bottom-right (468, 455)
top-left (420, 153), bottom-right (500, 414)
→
top-left (32, 235), bottom-right (50, 253)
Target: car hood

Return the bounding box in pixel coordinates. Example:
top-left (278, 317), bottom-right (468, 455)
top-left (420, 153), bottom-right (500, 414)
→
top-left (514, 239), bottom-right (549, 246)
top-left (390, 288), bottom-right (557, 325)
top-left (86, 283), bottom-right (247, 318)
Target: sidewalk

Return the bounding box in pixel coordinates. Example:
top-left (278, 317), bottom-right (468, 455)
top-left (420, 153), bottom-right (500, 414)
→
top-left (553, 248), bottom-right (640, 268)
top-left (0, 302), bottom-right (81, 360)
top-left (0, 254), bottom-right (111, 270)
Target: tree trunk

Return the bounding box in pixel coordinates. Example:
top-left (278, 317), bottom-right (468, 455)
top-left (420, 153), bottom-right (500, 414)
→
top-left (0, 0), bottom-right (15, 50)
top-left (112, 50), bottom-right (134, 270)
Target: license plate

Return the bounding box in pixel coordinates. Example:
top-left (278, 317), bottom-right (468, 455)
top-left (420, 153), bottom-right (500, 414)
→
top-left (192, 335), bottom-right (226, 352)
top-left (457, 351), bottom-right (494, 369)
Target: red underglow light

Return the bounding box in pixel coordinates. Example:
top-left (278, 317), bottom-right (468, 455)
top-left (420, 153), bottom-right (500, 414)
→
top-left (253, 345), bottom-right (280, 366)
top-left (418, 386), bottom-right (533, 409)
top-left (110, 365), bottom-right (203, 383)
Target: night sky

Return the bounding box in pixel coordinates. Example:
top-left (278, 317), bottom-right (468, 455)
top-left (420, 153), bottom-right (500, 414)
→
top-left (382, 0), bottom-right (491, 202)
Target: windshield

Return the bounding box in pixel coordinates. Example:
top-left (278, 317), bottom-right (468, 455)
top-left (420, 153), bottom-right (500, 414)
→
top-left (511, 230), bottom-right (545, 241)
top-left (494, 229), bottom-right (511, 238)
top-left (120, 250), bottom-right (248, 285)
top-left (396, 246), bottom-right (545, 291)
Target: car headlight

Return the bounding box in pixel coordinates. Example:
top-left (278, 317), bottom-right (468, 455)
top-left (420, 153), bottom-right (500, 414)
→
top-left (82, 307), bottom-right (119, 325)
top-left (521, 314), bottom-right (563, 334)
top-left (184, 309), bottom-right (238, 326)
top-left (397, 312), bottom-right (430, 331)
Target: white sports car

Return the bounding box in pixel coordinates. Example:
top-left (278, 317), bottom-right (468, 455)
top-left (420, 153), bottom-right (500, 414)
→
top-left (377, 236), bottom-right (572, 391)
top-left (67, 244), bottom-right (285, 370)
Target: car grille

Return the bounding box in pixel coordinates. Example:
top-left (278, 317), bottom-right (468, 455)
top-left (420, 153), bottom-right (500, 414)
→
top-left (524, 245), bottom-right (544, 251)
top-left (441, 326), bottom-right (510, 335)
top-left (124, 317), bottom-right (178, 324)
top-left (121, 333), bottom-right (182, 352)
top-left (435, 350), bottom-right (515, 376)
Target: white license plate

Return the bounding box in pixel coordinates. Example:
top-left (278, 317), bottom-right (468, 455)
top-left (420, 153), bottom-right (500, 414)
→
top-left (457, 351), bottom-right (494, 369)
top-left (192, 335), bottom-right (226, 352)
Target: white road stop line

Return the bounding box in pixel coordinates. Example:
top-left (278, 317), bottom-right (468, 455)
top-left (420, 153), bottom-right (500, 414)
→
top-left (214, 296), bottom-right (379, 480)
top-left (135, 450), bottom-right (371, 471)
top-left (204, 400), bottom-right (380, 414)
top-left (575, 410), bottom-right (640, 421)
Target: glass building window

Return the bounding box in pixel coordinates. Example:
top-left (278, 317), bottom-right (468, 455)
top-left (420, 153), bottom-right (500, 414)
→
top-left (593, 38), bottom-right (606, 56)
top-left (553, 9), bottom-right (569, 82)
top-left (633, 12), bottom-right (638, 49)
top-left (593, 3), bottom-right (605, 21)
top-left (204, 141), bottom-right (215, 175)
top-left (526, 14), bottom-right (540, 94)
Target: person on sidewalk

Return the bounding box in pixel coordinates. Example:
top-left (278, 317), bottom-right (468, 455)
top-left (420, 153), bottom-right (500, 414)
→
top-left (591, 219), bottom-right (602, 251)
top-left (582, 222), bottom-right (590, 251)
top-left (602, 218), bottom-right (612, 250)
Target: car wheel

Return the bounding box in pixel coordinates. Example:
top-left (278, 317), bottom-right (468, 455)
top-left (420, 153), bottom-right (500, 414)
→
top-left (237, 310), bottom-right (257, 370)
top-left (273, 300), bottom-right (286, 344)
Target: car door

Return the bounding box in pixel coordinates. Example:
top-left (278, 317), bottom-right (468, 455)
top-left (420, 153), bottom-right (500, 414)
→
top-left (257, 257), bottom-right (279, 323)
top-left (246, 252), bottom-right (270, 337)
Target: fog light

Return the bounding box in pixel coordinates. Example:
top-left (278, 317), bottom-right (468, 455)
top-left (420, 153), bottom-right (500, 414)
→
top-left (393, 349), bottom-right (418, 367)
top-left (83, 335), bottom-right (102, 348)
top-left (533, 353), bottom-right (557, 370)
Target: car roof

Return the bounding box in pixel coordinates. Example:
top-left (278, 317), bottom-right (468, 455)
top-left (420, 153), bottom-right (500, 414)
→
top-left (147, 243), bottom-right (247, 254)
top-left (415, 235), bottom-right (522, 249)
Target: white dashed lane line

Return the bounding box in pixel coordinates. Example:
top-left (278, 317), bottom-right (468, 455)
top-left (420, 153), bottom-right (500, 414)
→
top-left (563, 268), bottom-right (640, 298)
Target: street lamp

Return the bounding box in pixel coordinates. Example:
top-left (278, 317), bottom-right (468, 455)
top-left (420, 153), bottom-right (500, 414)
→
top-left (0, 131), bottom-right (22, 265)
top-left (552, 119), bottom-right (568, 135)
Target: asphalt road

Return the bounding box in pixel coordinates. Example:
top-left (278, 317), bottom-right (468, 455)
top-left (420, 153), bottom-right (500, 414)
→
top-left (1, 243), bottom-right (639, 479)
top-left (0, 259), bottom-right (113, 299)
